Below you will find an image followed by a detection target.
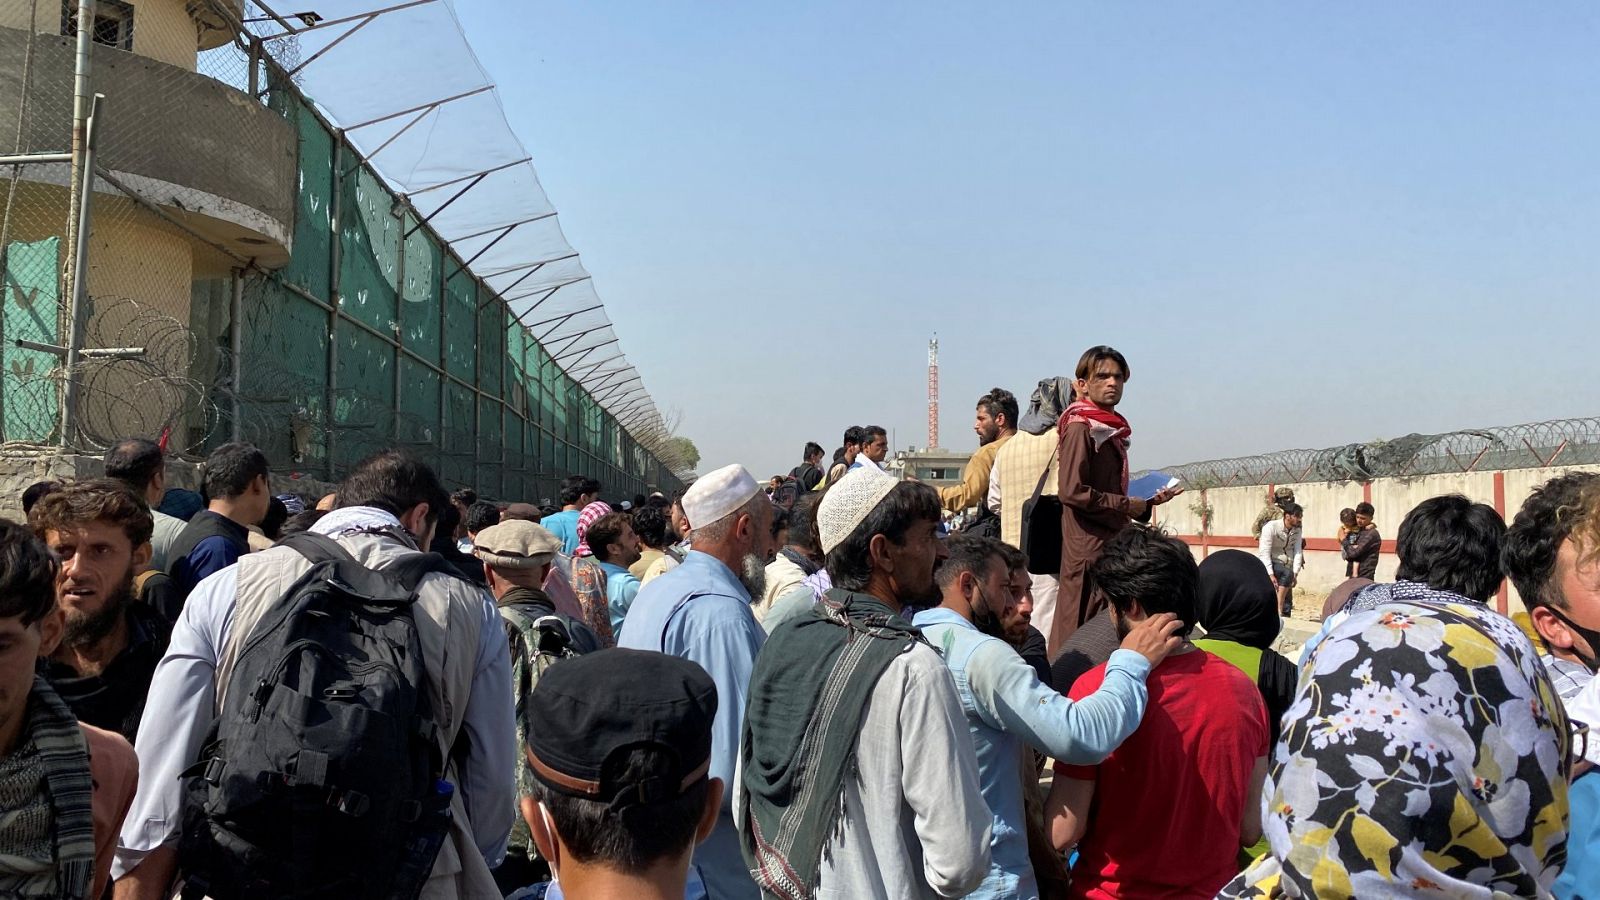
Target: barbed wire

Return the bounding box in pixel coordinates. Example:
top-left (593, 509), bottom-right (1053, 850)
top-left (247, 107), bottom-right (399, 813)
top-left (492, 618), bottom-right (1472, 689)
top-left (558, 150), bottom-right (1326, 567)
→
top-left (1146, 418), bottom-right (1600, 489)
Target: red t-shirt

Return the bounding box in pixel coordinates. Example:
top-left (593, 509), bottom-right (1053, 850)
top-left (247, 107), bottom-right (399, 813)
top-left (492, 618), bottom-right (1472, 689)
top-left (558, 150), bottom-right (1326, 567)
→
top-left (1055, 648), bottom-right (1268, 900)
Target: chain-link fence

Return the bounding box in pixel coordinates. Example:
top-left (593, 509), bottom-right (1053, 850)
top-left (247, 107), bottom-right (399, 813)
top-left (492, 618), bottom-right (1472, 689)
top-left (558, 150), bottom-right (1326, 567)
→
top-left (1, 0), bottom-right (685, 498)
top-left (1147, 418), bottom-right (1600, 489)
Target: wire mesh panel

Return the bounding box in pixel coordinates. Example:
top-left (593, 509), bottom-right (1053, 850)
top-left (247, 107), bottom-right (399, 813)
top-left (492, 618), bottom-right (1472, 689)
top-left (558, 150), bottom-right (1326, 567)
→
top-left (2, 0), bottom-right (685, 496)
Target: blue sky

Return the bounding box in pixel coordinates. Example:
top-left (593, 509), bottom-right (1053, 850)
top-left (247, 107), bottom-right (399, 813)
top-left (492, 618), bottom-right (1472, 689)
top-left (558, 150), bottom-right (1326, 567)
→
top-left (454, 1), bottom-right (1600, 479)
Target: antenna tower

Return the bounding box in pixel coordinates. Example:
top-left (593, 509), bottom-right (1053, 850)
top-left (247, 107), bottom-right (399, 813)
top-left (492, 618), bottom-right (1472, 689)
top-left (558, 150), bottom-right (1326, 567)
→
top-left (927, 334), bottom-right (939, 449)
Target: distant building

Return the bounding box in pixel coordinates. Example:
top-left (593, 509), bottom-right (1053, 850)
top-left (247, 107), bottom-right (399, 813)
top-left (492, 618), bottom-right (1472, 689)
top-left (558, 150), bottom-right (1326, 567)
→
top-left (895, 446), bottom-right (972, 492)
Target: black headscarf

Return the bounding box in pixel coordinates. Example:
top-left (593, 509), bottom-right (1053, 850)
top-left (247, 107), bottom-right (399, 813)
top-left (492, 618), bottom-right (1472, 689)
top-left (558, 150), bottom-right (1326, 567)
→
top-left (1196, 549), bottom-right (1280, 649)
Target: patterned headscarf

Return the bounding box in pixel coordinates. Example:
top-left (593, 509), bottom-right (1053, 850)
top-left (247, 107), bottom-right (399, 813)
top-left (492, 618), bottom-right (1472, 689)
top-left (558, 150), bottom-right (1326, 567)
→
top-left (573, 501), bottom-right (613, 558)
top-left (1220, 600), bottom-right (1569, 899)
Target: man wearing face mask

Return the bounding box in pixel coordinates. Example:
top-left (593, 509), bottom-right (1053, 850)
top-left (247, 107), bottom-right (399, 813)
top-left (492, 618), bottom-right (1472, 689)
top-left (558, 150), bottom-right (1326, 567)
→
top-left (914, 535), bottom-right (1182, 900)
top-left (1504, 472), bottom-right (1600, 701)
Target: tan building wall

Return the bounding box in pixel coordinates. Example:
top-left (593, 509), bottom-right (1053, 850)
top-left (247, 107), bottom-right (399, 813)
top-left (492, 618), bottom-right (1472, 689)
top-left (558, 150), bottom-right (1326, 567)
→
top-left (1155, 464), bottom-right (1600, 616)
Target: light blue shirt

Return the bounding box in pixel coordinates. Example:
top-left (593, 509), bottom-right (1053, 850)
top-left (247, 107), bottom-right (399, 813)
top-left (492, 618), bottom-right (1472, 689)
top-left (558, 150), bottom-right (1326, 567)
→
top-left (542, 509), bottom-right (582, 555)
top-left (598, 560), bottom-right (641, 632)
top-left (1557, 771), bottom-right (1600, 900)
top-left (617, 550), bottom-right (765, 900)
top-left (914, 608), bottom-right (1152, 900)
top-left (113, 510), bottom-right (516, 879)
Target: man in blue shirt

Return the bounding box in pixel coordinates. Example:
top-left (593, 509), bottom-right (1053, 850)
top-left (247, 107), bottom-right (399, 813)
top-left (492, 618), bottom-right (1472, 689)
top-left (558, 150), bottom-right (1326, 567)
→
top-left (543, 475), bottom-right (600, 556)
top-left (585, 512), bottom-right (642, 633)
top-left (618, 463), bottom-right (774, 900)
top-left (915, 535), bottom-right (1181, 900)
top-left (166, 442), bottom-right (271, 610)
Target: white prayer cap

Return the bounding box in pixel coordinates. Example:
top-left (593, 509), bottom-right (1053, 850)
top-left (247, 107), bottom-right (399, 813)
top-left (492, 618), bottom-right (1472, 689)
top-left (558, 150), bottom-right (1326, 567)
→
top-left (1568, 676), bottom-right (1600, 767)
top-left (817, 466), bottom-right (898, 555)
top-left (682, 464), bottom-right (760, 530)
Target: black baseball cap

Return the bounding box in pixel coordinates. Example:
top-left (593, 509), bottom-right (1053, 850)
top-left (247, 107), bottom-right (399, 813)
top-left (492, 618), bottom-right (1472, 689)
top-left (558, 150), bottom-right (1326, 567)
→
top-left (525, 649), bottom-right (718, 809)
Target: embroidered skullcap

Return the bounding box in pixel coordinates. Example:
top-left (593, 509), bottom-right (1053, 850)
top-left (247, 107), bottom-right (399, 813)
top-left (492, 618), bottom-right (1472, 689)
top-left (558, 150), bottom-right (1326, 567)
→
top-left (817, 466), bottom-right (898, 554)
top-left (682, 464), bottom-right (760, 530)
top-left (474, 519), bottom-right (562, 569)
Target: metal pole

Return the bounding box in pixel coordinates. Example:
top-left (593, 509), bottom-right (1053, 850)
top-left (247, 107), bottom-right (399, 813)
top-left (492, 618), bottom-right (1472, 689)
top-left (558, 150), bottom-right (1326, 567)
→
top-left (59, 92), bottom-right (101, 447)
top-left (326, 137), bottom-right (344, 478)
top-left (62, 0), bottom-right (95, 324)
top-left (230, 270), bottom-right (243, 440)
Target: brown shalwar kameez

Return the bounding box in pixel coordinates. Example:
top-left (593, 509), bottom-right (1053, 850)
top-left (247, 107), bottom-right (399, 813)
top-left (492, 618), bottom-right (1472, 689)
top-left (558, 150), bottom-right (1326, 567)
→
top-left (1051, 419), bottom-right (1143, 657)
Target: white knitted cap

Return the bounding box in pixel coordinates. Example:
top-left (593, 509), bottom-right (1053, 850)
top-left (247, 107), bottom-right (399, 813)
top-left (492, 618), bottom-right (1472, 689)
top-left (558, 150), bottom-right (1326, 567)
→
top-left (682, 463), bottom-right (760, 530)
top-left (817, 466), bottom-right (898, 554)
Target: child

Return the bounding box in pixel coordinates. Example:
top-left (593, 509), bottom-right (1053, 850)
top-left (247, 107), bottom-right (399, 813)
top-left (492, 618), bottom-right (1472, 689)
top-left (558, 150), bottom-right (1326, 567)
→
top-left (1336, 508), bottom-right (1358, 577)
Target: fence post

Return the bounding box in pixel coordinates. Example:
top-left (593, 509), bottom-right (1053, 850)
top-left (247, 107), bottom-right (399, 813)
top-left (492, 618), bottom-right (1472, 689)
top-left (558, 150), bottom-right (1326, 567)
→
top-left (59, 92), bottom-right (102, 447)
top-left (325, 136), bottom-right (343, 480)
top-left (230, 270), bottom-right (243, 441)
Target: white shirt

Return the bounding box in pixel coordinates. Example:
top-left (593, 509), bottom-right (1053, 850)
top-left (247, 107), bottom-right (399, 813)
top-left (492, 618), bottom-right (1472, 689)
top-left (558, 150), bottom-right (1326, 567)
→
top-left (1257, 518), bottom-right (1304, 575)
top-left (113, 509), bottom-right (515, 879)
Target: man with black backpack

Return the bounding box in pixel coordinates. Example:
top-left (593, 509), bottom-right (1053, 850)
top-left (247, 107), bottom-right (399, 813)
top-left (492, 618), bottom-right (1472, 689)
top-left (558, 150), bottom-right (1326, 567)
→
top-left (789, 442), bottom-right (825, 492)
top-left (472, 518), bottom-right (601, 894)
top-left (114, 449), bottom-right (516, 900)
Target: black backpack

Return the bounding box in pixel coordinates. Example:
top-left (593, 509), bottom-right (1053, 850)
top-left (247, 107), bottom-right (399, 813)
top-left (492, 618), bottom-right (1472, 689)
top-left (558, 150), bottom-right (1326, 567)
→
top-left (179, 532), bottom-right (456, 900)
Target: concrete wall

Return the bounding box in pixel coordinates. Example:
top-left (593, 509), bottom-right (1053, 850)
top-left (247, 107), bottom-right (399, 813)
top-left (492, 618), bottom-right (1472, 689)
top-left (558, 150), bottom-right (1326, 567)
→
top-left (1153, 464), bottom-right (1600, 616)
top-left (0, 27), bottom-right (296, 253)
top-left (0, 448), bottom-right (335, 521)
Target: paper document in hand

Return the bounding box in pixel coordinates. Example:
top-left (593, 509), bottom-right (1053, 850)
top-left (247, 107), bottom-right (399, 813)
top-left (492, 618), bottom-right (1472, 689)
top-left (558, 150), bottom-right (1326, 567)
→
top-left (1128, 471), bottom-right (1180, 500)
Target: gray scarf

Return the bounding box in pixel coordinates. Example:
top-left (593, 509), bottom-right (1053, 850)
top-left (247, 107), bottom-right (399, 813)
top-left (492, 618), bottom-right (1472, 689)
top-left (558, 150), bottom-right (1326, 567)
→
top-left (0, 677), bottom-right (95, 899)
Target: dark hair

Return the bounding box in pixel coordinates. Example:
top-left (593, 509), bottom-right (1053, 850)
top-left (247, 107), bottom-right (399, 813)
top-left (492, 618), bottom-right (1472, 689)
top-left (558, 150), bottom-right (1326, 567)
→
top-left (769, 506), bottom-right (791, 540)
top-left (531, 746), bottom-right (710, 869)
top-left (586, 513), bottom-right (631, 563)
top-left (21, 480), bottom-right (63, 515)
top-left (0, 519), bottom-right (60, 626)
top-left (842, 426), bottom-right (865, 449)
top-left (632, 494), bottom-right (647, 510)
top-left (1074, 345), bottom-right (1130, 381)
top-left (996, 541), bottom-right (1026, 575)
top-left (1394, 494), bottom-right (1506, 604)
top-left (1503, 473), bottom-right (1597, 612)
top-left (450, 489), bottom-right (478, 508)
top-left (260, 496), bottom-right (290, 541)
top-left (936, 534), bottom-right (1007, 591)
top-left (631, 505), bottom-right (670, 550)
top-left (862, 426), bottom-right (887, 445)
top-left (559, 475), bottom-right (599, 507)
top-left (832, 447), bottom-right (845, 465)
top-left (104, 438), bottom-right (164, 491)
top-left (203, 442), bottom-right (270, 500)
top-left (1340, 508), bottom-right (1357, 526)
top-left (465, 500), bottom-right (501, 534)
top-left (336, 449), bottom-right (449, 528)
top-left (29, 479), bottom-right (154, 549)
top-left (803, 441), bottom-right (824, 461)
top-left (1281, 502), bottom-right (1303, 518)
top-left (1355, 502), bottom-right (1375, 517)
top-left (279, 509), bottom-right (327, 537)
top-left (1090, 526), bottom-right (1199, 636)
top-left (977, 388), bottom-right (1019, 430)
top-left (786, 494), bottom-right (822, 555)
top-left (826, 481), bottom-right (942, 591)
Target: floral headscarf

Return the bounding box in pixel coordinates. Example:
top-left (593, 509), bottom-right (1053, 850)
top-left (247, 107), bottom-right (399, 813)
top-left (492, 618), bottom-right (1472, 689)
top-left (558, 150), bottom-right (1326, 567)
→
top-left (1220, 599), bottom-right (1570, 899)
top-left (573, 501), bottom-right (613, 558)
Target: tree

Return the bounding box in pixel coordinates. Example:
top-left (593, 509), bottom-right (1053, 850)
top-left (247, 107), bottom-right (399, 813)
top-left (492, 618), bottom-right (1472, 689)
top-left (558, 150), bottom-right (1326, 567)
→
top-left (662, 435), bottom-right (700, 472)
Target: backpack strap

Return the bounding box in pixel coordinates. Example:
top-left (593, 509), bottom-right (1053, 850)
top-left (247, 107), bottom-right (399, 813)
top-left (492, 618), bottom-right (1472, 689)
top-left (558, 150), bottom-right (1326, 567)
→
top-left (381, 552), bottom-right (456, 593)
top-left (278, 530), bottom-right (358, 567)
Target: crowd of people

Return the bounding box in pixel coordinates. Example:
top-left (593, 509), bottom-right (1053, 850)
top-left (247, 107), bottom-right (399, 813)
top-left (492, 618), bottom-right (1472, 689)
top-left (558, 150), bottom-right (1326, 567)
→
top-left (2, 343), bottom-right (1600, 900)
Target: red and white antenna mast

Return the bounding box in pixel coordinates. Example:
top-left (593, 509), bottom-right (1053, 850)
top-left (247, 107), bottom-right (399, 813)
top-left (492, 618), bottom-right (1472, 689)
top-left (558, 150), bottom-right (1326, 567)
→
top-left (927, 334), bottom-right (940, 449)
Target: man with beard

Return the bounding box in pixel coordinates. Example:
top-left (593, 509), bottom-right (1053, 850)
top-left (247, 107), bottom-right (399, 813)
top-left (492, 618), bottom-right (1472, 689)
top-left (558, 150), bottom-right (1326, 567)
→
top-left (0, 519), bottom-right (140, 899)
top-left (940, 388), bottom-right (1018, 517)
top-left (30, 480), bottom-right (171, 743)
top-left (914, 536), bottom-right (1179, 899)
top-left (738, 469), bottom-right (990, 900)
top-left (618, 464), bottom-right (775, 900)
